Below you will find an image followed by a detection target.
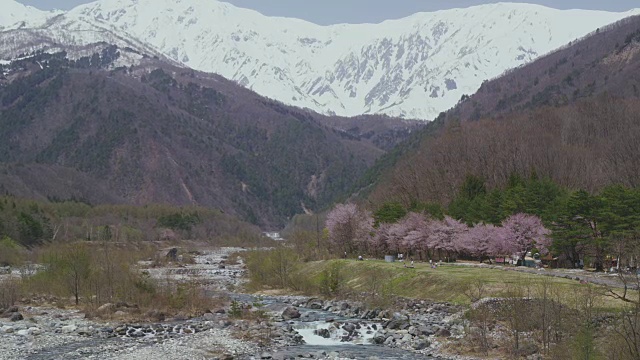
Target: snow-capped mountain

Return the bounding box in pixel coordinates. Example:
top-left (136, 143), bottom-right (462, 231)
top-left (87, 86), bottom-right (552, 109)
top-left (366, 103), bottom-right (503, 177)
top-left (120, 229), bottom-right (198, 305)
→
top-left (0, 0), bottom-right (59, 30)
top-left (2, 0), bottom-right (639, 119)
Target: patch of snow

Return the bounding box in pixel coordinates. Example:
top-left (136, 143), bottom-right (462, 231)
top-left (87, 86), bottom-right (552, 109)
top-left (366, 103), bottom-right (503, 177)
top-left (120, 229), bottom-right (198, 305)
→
top-left (1, 0), bottom-right (638, 119)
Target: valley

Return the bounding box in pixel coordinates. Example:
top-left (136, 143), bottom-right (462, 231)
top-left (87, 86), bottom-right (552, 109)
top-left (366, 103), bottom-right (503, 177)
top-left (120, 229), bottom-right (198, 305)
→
top-left (2, 0), bottom-right (640, 359)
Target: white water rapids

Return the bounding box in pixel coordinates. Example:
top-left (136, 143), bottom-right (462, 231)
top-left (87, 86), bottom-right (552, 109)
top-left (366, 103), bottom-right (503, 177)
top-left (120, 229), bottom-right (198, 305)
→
top-left (293, 321), bottom-right (376, 346)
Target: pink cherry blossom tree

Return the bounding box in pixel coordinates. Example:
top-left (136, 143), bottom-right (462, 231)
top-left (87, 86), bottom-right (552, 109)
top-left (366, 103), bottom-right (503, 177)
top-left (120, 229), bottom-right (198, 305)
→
top-left (326, 203), bottom-right (374, 255)
top-left (461, 224), bottom-right (509, 262)
top-left (461, 224), bottom-right (490, 259)
top-left (371, 223), bottom-right (392, 257)
top-left (501, 213), bottom-right (551, 262)
top-left (396, 212), bottom-right (426, 258)
top-left (427, 216), bottom-right (468, 262)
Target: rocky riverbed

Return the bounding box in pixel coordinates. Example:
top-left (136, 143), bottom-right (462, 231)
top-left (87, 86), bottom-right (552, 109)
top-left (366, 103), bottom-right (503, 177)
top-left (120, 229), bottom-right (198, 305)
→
top-left (260, 296), bottom-right (468, 359)
top-left (0, 248), bottom-right (474, 360)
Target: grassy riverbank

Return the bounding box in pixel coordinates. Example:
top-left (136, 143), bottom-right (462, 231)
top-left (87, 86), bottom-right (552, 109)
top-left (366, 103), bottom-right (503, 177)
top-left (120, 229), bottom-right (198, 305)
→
top-left (246, 250), bottom-right (633, 311)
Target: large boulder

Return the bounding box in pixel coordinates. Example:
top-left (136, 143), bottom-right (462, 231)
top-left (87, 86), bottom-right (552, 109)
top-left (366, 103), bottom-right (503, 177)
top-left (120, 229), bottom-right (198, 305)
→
top-left (342, 323), bottom-right (356, 333)
top-left (314, 328), bottom-right (331, 338)
top-left (306, 299), bottom-right (324, 310)
top-left (9, 312), bottom-right (23, 322)
top-left (385, 312), bottom-right (410, 330)
top-left (282, 307), bottom-right (301, 320)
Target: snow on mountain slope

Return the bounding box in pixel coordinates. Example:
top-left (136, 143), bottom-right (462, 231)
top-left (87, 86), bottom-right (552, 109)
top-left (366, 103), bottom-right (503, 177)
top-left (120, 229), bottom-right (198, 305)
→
top-left (3, 0), bottom-right (640, 119)
top-left (0, 2), bottom-right (178, 66)
top-left (0, 0), bottom-right (59, 29)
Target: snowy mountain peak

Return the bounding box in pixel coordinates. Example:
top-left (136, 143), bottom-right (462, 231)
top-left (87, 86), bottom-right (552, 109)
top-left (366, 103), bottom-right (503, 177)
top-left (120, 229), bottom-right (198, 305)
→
top-left (0, 0), bottom-right (57, 29)
top-left (2, 0), bottom-right (639, 119)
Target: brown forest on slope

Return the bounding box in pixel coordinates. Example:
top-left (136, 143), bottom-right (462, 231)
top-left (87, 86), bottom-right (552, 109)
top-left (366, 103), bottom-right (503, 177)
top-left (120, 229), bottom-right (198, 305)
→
top-left (366, 15), bottom-right (640, 208)
top-left (370, 95), bottom-right (640, 207)
top-left (451, 15), bottom-right (640, 121)
top-left (0, 47), bottom-right (419, 228)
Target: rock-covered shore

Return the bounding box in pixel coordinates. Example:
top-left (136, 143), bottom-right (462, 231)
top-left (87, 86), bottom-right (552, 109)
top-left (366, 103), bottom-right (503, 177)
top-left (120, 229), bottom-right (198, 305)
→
top-left (0, 248), bottom-right (478, 360)
top-left (0, 305), bottom-right (256, 360)
top-left (264, 296), bottom-right (469, 359)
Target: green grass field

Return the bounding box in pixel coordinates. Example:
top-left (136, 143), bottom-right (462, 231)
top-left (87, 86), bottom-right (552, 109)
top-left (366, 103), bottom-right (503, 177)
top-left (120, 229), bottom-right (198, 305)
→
top-left (293, 259), bottom-right (633, 310)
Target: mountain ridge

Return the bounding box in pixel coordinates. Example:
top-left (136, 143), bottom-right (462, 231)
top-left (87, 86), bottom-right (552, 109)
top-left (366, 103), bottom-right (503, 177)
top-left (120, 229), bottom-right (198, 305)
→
top-left (2, 0), bottom-right (638, 119)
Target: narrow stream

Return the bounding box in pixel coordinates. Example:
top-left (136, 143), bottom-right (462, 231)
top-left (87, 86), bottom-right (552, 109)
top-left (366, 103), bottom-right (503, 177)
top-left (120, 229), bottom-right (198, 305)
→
top-left (293, 321), bottom-right (376, 346)
top-left (235, 295), bottom-right (446, 359)
top-left (185, 250), bottom-right (450, 359)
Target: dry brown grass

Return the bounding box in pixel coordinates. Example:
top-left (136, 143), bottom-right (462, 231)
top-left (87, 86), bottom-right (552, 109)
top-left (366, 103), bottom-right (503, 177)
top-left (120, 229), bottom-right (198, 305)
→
top-left (0, 277), bottom-right (21, 309)
top-left (17, 241), bottom-right (228, 321)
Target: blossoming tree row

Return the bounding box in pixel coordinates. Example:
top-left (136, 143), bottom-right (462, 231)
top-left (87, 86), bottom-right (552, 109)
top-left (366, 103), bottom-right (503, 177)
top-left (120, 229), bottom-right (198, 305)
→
top-left (326, 203), bottom-right (551, 262)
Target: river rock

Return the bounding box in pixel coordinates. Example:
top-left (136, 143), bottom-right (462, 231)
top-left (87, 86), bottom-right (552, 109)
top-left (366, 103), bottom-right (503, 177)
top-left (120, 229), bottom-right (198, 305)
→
top-left (77, 327), bottom-right (94, 336)
top-left (342, 323), bottom-right (356, 333)
top-left (408, 326), bottom-right (417, 336)
top-left (115, 325), bottom-right (127, 336)
top-left (435, 327), bottom-right (451, 337)
top-left (282, 307), bottom-right (301, 320)
top-left (413, 340), bottom-right (430, 350)
top-left (306, 299), bottom-right (323, 310)
top-left (418, 325), bottom-right (435, 336)
top-left (372, 334), bottom-right (385, 344)
top-left (97, 303), bottom-right (116, 314)
top-left (314, 328), bottom-right (331, 338)
top-left (10, 312), bottom-right (23, 322)
top-left (62, 324), bottom-right (78, 333)
top-left (385, 313), bottom-right (409, 330)
top-left (2, 326), bottom-right (14, 333)
top-left (384, 336), bottom-right (395, 345)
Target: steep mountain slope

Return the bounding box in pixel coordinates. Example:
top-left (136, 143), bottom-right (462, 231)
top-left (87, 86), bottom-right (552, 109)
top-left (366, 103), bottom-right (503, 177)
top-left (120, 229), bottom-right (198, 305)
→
top-left (364, 16), bottom-right (640, 207)
top-left (0, 0), bottom-right (54, 30)
top-left (0, 45), bottom-right (417, 227)
top-left (448, 15), bottom-right (640, 121)
top-left (2, 0), bottom-right (638, 120)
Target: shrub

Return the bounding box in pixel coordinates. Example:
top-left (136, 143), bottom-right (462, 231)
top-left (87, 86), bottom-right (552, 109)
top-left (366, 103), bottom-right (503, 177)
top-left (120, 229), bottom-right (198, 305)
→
top-left (245, 247), bottom-right (300, 289)
top-left (318, 261), bottom-right (345, 297)
top-left (0, 236), bottom-right (24, 267)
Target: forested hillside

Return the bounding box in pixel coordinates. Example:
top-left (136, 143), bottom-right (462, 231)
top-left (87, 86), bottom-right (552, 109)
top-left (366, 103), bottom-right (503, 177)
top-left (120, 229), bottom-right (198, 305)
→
top-left (0, 46), bottom-right (418, 228)
top-left (366, 15), bottom-right (640, 209)
top-left (452, 15), bottom-right (640, 121)
top-left (0, 195), bottom-right (260, 265)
